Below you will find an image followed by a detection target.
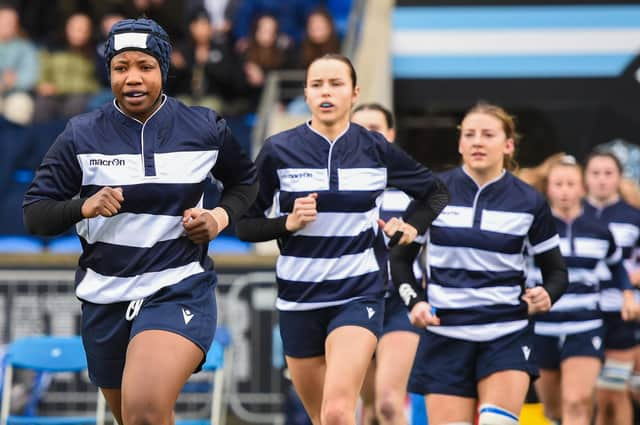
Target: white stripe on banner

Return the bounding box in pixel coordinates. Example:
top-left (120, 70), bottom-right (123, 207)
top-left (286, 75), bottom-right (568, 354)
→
top-left (427, 320), bottom-right (529, 342)
top-left (392, 29), bottom-right (640, 56)
top-left (610, 222), bottom-right (640, 248)
top-left (480, 209), bottom-right (533, 236)
top-left (277, 168), bottom-right (329, 192)
top-left (76, 213), bottom-right (184, 247)
top-left (78, 151), bottom-right (218, 186)
top-left (381, 190), bottom-right (412, 212)
top-left (600, 288), bottom-right (623, 312)
top-left (574, 237), bottom-right (610, 259)
top-left (432, 205), bottom-right (474, 228)
top-left (530, 235), bottom-right (560, 255)
top-left (535, 319), bottom-right (603, 336)
top-left (276, 248), bottom-right (379, 282)
top-left (275, 296), bottom-right (364, 311)
top-left (76, 261), bottom-right (205, 303)
top-left (294, 208), bottom-right (378, 237)
top-left (338, 168), bottom-right (387, 191)
top-left (428, 283), bottom-right (522, 309)
top-left (429, 244), bottom-right (525, 272)
top-left (551, 293), bottom-right (600, 312)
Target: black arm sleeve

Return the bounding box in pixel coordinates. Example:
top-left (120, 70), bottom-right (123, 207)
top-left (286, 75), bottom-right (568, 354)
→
top-left (209, 113), bottom-right (258, 223)
top-left (235, 215), bottom-right (293, 242)
top-left (403, 178), bottom-right (449, 234)
top-left (534, 247), bottom-right (569, 305)
top-left (390, 242), bottom-right (425, 311)
top-left (23, 198), bottom-right (86, 236)
top-left (217, 181), bottom-right (259, 225)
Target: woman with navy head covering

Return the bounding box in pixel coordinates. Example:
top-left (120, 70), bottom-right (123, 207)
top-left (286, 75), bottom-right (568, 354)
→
top-left (23, 17), bottom-right (257, 425)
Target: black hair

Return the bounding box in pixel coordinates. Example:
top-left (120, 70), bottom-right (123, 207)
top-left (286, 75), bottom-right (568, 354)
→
top-left (304, 53), bottom-right (357, 88)
top-left (352, 103), bottom-right (394, 129)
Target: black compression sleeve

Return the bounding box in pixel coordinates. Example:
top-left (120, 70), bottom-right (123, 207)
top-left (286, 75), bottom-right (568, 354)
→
top-left (217, 181), bottom-right (259, 225)
top-left (235, 215), bottom-right (292, 242)
top-left (390, 242), bottom-right (425, 310)
top-left (23, 198), bottom-right (86, 236)
top-left (534, 247), bottom-right (569, 305)
top-left (404, 178), bottom-right (449, 234)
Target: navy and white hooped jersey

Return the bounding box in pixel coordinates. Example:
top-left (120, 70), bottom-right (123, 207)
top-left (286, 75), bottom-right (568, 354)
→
top-left (248, 122), bottom-right (438, 311)
top-left (530, 212), bottom-right (621, 336)
top-left (583, 200), bottom-right (640, 312)
top-left (424, 167), bottom-right (559, 342)
top-left (23, 96), bottom-right (256, 304)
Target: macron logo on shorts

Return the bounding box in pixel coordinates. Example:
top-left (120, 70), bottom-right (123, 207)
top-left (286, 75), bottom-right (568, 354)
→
top-left (522, 345), bottom-right (531, 360)
top-left (366, 307), bottom-right (376, 319)
top-left (592, 336), bottom-right (602, 350)
top-left (182, 308), bottom-right (194, 325)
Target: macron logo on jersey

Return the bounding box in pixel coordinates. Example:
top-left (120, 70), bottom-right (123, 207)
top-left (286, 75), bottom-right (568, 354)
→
top-left (366, 307), bottom-right (376, 319)
top-left (89, 158), bottom-right (126, 167)
top-left (182, 308), bottom-right (194, 325)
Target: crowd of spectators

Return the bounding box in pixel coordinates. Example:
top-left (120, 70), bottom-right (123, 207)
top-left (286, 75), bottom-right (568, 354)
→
top-left (0, 0), bottom-right (350, 238)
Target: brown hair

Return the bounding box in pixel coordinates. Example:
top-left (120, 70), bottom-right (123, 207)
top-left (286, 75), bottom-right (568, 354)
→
top-left (300, 8), bottom-right (340, 69)
top-left (461, 102), bottom-right (521, 171)
top-left (246, 14), bottom-right (286, 71)
top-left (305, 53), bottom-right (357, 88)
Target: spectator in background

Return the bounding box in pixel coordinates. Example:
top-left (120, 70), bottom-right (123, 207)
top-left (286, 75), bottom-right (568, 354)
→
top-left (296, 8), bottom-right (340, 69)
top-left (33, 12), bottom-right (100, 123)
top-left (0, 4), bottom-right (38, 125)
top-left (241, 14), bottom-right (290, 111)
top-left (14, 0), bottom-right (60, 45)
top-left (125, 0), bottom-right (186, 46)
top-left (232, 0), bottom-right (319, 52)
top-left (171, 8), bottom-right (243, 114)
top-left (186, 0), bottom-right (239, 35)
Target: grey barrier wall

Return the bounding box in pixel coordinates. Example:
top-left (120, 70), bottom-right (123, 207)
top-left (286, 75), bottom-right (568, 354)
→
top-left (0, 267), bottom-right (286, 425)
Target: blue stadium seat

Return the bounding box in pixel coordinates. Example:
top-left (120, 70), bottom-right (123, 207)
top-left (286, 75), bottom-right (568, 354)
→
top-left (0, 336), bottom-right (106, 425)
top-left (0, 236), bottom-right (44, 253)
top-left (208, 235), bottom-right (252, 254)
top-left (47, 236), bottom-right (82, 254)
top-left (175, 335), bottom-right (229, 425)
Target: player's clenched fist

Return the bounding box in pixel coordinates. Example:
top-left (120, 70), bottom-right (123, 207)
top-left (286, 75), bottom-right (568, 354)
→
top-left (286, 193), bottom-right (318, 232)
top-left (81, 187), bottom-right (124, 218)
top-left (182, 207), bottom-right (229, 244)
top-left (522, 286), bottom-right (551, 314)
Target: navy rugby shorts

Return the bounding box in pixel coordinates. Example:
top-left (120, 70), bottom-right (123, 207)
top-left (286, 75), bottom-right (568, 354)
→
top-left (279, 296), bottom-right (384, 358)
top-left (81, 271), bottom-right (217, 388)
top-left (408, 323), bottom-right (538, 397)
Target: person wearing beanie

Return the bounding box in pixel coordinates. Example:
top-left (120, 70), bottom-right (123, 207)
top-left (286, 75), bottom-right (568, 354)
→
top-left (23, 17), bottom-right (258, 425)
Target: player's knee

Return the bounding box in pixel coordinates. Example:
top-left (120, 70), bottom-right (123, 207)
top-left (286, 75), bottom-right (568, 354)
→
top-left (321, 399), bottom-right (351, 425)
top-left (376, 393), bottom-right (402, 422)
top-left (562, 393), bottom-right (591, 418)
top-left (597, 359), bottom-right (633, 391)
top-left (123, 398), bottom-right (172, 425)
top-left (477, 404), bottom-right (519, 425)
